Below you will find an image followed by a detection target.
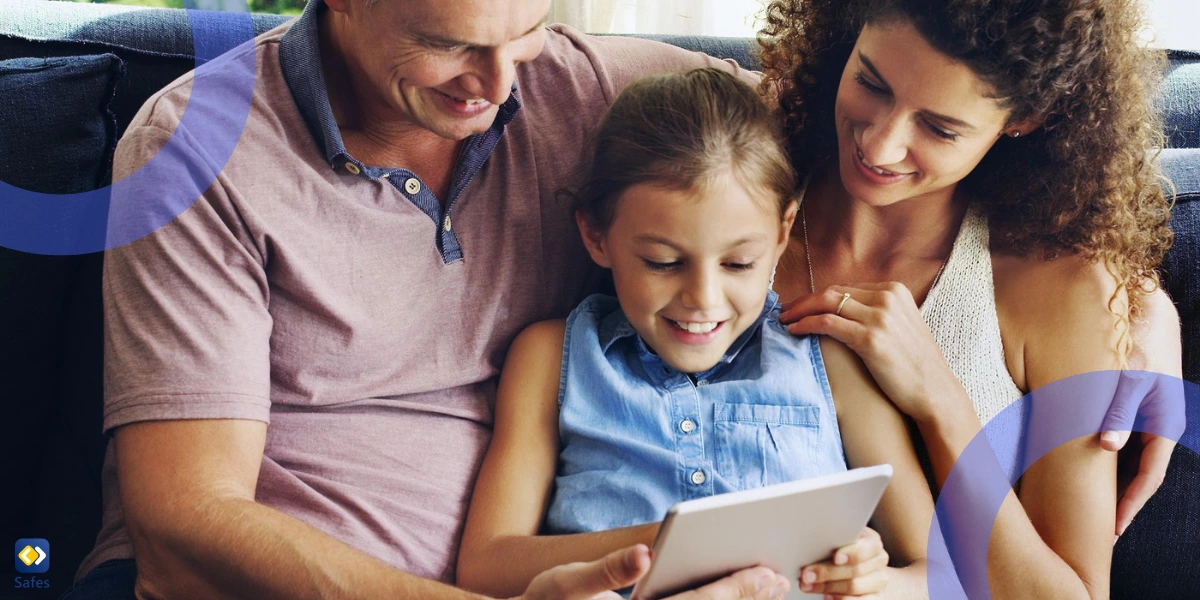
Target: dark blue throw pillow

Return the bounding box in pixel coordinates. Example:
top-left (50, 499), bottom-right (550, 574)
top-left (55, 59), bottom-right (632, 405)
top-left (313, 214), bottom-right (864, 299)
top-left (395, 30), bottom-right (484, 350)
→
top-left (0, 53), bottom-right (124, 193)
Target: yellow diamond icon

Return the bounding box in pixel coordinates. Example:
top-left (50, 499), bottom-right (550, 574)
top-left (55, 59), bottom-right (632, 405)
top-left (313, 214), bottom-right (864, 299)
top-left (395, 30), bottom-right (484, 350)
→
top-left (18, 545), bottom-right (37, 567)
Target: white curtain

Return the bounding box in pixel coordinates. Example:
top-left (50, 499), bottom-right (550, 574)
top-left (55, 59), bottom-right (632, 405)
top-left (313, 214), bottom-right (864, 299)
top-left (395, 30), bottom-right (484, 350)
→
top-left (550, 0), bottom-right (766, 37)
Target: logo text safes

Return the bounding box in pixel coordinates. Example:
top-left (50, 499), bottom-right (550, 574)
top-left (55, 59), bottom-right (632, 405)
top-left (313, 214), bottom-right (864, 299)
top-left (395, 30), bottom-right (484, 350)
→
top-left (14, 538), bottom-right (51, 590)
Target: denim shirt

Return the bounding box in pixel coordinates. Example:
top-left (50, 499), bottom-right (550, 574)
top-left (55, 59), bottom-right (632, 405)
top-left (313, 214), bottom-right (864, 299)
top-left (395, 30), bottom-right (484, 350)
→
top-left (545, 292), bottom-right (847, 535)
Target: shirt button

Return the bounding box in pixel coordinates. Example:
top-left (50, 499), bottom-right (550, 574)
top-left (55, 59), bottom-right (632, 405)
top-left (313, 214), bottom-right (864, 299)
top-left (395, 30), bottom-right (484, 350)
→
top-left (679, 418), bottom-right (697, 434)
top-left (405, 178), bottom-right (422, 194)
top-left (696, 379), bottom-right (708, 387)
top-left (443, 215), bottom-right (452, 231)
top-left (344, 162), bottom-right (361, 175)
top-left (691, 470), bottom-right (707, 485)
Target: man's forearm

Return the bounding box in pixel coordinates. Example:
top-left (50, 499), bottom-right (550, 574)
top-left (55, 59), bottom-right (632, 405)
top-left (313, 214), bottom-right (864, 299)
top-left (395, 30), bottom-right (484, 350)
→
top-left (131, 495), bottom-right (486, 600)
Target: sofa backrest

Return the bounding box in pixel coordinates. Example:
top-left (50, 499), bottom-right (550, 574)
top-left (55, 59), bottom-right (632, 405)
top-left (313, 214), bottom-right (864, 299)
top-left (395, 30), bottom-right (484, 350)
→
top-left (1, 3), bottom-right (1197, 598)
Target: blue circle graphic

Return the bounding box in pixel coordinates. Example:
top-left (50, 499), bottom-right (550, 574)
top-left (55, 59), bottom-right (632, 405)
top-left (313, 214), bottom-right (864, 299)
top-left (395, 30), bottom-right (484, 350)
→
top-left (0, 5), bottom-right (256, 255)
top-left (926, 370), bottom-right (1192, 598)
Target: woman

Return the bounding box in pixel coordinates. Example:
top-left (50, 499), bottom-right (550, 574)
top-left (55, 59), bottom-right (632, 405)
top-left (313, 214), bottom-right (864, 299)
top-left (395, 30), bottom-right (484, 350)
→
top-left (759, 0), bottom-right (1182, 598)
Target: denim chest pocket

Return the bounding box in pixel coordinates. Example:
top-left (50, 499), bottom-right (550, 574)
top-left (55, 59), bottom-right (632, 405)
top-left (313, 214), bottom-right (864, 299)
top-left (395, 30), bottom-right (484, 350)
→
top-left (714, 402), bottom-right (823, 491)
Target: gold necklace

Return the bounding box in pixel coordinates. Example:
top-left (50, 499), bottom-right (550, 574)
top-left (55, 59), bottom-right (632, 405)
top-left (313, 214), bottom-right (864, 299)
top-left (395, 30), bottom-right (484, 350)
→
top-left (799, 202), bottom-right (951, 297)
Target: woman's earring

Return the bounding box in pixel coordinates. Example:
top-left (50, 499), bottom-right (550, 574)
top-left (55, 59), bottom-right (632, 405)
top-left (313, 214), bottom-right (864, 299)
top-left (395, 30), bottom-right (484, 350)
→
top-left (769, 266), bottom-right (776, 290)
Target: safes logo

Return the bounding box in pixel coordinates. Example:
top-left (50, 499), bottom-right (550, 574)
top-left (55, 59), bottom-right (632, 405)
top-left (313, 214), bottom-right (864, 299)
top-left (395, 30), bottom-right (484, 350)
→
top-left (14, 539), bottom-right (49, 574)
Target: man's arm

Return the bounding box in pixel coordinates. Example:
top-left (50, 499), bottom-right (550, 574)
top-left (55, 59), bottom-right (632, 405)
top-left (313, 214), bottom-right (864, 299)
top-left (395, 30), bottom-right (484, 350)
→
top-left (116, 418), bottom-right (488, 600)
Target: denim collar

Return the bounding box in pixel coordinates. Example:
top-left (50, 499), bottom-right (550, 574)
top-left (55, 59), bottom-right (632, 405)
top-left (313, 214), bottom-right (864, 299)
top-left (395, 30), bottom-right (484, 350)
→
top-left (278, 0), bottom-right (523, 172)
top-left (598, 290), bottom-right (781, 376)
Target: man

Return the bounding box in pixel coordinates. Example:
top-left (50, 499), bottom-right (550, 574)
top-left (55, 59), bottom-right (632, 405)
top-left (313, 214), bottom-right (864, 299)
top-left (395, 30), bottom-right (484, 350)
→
top-left (66, 0), bottom-right (790, 598)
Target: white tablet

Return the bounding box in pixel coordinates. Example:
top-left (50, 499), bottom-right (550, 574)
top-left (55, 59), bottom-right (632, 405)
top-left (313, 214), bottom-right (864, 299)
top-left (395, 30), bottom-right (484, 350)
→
top-left (630, 464), bottom-right (893, 600)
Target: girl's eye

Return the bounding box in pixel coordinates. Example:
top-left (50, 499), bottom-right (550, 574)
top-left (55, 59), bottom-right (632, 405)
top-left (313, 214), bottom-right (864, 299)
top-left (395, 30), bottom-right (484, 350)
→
top-left (643, 259), bottom-right (681, 272)
top-left (926, 122), bottom-right (960, 141)
top-left (854, 72), bottom-right (887, 95)
top-left (724, 262), bottom-right (755, 272)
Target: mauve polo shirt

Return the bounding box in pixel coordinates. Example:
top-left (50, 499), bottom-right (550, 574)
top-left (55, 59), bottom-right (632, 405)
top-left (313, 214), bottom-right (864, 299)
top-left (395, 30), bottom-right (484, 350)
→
top-left (79, 0), bottom-right (750, 583)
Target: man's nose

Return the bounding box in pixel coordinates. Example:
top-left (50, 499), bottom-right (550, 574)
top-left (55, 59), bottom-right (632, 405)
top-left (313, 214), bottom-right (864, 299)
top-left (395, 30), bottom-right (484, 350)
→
top-left (460, 48), bottom-right (516, 106)
top-left (859, 110), bottom-right (911, 168)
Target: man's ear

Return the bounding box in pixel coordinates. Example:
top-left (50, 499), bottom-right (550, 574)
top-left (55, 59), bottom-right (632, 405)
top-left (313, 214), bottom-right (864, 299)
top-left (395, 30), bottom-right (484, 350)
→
top-left (576, 211), bottom-right (613, 269)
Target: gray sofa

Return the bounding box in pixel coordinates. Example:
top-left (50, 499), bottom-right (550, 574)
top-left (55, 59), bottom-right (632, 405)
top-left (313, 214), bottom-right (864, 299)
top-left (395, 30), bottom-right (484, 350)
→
top-left (1, 1), bottom-right (1197, 598)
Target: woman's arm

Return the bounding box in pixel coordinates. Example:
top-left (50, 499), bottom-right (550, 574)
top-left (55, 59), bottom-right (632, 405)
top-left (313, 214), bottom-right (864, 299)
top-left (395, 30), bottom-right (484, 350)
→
top-left (819, 338), bottom-right (933, 600)
top-left (456, 320), bottom-right (659, 598)
top-left (915, 254), bottom-right (1120, 600)
top-left (782, 255), bottom-right (1132, 600)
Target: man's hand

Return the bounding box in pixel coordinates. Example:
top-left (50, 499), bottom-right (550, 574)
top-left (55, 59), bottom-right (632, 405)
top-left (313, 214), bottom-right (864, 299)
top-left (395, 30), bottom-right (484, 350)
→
top-left (1099, 370), bottom-right (1187, 537)
top-left (797, 528), bottom-right (889, 598)
top-left (517, 545), bottom-right (791, 600)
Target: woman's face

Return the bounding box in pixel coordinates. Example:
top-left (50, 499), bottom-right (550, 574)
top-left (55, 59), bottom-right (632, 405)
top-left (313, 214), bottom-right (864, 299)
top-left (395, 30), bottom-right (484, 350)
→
top-left (834, 19), bottom-right (1014, 207)
top-left (579, 176), bottom-right (795, 374)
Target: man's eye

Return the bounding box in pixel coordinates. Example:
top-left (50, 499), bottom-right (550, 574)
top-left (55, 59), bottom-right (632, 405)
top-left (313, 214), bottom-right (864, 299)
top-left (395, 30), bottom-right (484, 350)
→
top-left (643, 259), bottom-right (681, 272)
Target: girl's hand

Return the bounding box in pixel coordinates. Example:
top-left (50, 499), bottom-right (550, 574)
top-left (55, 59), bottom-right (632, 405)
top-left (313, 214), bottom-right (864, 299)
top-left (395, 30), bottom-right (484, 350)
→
top-left (798, 528), bottom-right (888, 598)
top-left (780, 283), bottom-right (965, 424)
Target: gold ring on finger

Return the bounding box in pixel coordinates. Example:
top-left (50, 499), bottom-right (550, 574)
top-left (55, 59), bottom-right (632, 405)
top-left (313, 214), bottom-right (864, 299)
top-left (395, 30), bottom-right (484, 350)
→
top-left (835, 292), bottom-right (851, 316)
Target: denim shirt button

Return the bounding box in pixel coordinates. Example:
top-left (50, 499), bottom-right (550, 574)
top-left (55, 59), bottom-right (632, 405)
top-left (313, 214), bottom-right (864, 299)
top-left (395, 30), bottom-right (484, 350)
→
top-left (679, 418), bottom-right (697, 434)
top-left (696, 379), bottom-right (708, 387)
top-left (405, 177), bottom-right (422, 194)
top-left (690, 469), bottom-right (706, 485)
top-left (344, 162), bottom-right (361, 176)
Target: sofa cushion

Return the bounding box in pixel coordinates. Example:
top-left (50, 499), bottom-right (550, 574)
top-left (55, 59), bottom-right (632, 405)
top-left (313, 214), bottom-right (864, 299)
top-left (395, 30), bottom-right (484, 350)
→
top-left (0, 52), bottom-right (124, 600)
top-left (1163, 50), bottom-right (1200, 149)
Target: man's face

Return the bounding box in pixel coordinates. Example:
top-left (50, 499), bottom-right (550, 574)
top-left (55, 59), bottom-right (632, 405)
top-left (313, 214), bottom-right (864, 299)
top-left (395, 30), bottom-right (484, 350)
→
top-left (336, 0), bottom-right (550, 140)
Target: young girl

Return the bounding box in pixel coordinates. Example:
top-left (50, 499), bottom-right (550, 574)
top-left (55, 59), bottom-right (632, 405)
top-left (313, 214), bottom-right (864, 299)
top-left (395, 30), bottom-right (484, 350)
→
top-left (456, 69), bottom-right (934, 599)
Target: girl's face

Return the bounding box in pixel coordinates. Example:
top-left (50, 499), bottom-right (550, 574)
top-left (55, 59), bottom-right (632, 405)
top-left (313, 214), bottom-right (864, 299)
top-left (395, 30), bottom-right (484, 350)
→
top-left (579, 175), bottom-right (796, 374)
top-left (834, 19), bottom-right (1015, 207)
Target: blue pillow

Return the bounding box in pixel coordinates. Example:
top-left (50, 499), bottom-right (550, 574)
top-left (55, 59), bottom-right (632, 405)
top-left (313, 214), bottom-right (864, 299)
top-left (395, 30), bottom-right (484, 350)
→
top-left (0, 53), bottom-right (124, 194)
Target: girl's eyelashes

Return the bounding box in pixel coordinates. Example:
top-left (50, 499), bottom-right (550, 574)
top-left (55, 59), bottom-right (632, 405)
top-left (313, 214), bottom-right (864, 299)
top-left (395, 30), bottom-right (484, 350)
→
top-left (640, 258), bottom-right (757, 273)
top-left (642, 259), bottom-right (682, 272)
top-left (854, 72), bottom-right (961, 142)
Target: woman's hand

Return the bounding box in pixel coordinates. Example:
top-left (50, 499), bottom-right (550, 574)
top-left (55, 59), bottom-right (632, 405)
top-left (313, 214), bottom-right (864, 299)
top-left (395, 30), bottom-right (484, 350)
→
top-left (780, 283), bottom-right (966, 424)
top-left (798, 528), bottom-right (889, 598)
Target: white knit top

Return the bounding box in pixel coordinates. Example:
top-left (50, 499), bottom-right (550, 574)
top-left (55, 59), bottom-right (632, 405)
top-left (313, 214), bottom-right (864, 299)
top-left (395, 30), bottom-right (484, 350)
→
top-left (920, 205), bottom-right (1026, 476)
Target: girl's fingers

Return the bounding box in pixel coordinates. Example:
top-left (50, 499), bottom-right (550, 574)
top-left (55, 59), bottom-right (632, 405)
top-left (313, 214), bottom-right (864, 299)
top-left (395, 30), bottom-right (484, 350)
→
top-left (834, 528), bottom-right (883, 565)
top-left (799, 550), bottom-right (888, 586)
top-left (800, 567), bottom-right (889, 597)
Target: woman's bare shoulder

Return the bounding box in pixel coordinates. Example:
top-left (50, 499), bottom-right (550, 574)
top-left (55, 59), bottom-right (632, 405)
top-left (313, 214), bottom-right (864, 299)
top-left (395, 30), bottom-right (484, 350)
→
top-left (992, 250), bottom-right (1125, 384)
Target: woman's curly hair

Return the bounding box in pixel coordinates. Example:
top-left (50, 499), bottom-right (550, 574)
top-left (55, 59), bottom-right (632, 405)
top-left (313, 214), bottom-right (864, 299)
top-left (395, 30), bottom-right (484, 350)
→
top-left (758, 0), bottom-right (1173, 356)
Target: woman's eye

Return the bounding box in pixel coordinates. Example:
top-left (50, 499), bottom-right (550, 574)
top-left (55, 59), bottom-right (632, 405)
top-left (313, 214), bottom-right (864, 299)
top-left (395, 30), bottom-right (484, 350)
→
top-left (926, 122), bottom-right (960, 141)
top-left (643, 259), bottom-right (681, 272)
top-left (724, 262), bottom-right (755, 272)
top-left (854, 72), bottom-right (887, 95)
